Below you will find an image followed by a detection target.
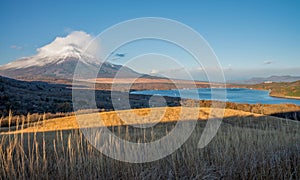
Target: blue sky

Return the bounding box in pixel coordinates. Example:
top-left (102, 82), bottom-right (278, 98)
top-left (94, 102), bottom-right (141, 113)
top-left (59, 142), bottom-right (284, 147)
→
top-left (1, 0), bottom-right (300, 80)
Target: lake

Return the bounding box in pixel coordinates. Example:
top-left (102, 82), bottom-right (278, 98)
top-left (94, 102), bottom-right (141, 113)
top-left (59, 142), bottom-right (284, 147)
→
top-left (130, 88), bottom-right (300, 105)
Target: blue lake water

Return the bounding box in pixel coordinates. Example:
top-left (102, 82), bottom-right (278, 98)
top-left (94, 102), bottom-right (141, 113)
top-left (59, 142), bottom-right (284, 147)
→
top-left (130, 88), bottom-right (300, 105)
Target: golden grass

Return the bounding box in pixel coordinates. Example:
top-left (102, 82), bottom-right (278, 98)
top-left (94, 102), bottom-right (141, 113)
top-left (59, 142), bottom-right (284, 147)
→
top-left (4, 107), bottom-right (262, 134)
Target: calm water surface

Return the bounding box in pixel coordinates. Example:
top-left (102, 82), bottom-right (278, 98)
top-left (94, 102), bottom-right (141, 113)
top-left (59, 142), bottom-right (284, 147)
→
top-left (131, 88), bottom-right (300, 105)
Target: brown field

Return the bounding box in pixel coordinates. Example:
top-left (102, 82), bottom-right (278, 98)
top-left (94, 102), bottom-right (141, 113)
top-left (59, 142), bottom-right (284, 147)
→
top-left (0, 107), bottom-right (299, 179)
top-left (76, 77), bottom-right (214, 90)
top-left (92, 77), bottom-right (210, 84)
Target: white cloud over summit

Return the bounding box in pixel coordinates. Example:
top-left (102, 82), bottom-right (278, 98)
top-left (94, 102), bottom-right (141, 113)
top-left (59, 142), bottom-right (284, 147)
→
top-left (36, 31), bottom-right (99, 58)
top-left (1, 31), bottom-right (101, 69)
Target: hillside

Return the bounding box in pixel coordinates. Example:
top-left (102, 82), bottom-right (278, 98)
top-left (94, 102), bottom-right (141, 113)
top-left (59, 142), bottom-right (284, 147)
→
top-left (0, 75), bottom-right (183, 117)
top-left (242, 80), bottom-right (300, 99)
top-left (0, 75), bottom-right (211, 117)
top-left (0, 75), bottom-right (72, 115)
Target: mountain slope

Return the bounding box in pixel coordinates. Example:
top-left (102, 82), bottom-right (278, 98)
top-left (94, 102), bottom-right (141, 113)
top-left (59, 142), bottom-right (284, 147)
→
top-left (0, 31), bottom-right (142, 81)
top-left (0, 56), bottom-right (141, 81)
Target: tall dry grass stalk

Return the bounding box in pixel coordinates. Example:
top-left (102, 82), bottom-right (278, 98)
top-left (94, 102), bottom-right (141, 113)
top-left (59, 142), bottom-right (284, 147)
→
top-left (0, 111), bottom-right (299, 179)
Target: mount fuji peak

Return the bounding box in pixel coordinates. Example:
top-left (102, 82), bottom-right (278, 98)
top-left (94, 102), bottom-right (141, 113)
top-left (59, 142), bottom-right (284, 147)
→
top-left (0, 31), bottom-right (141, 81)
top-left (2, 31), bottom-right (100, 69)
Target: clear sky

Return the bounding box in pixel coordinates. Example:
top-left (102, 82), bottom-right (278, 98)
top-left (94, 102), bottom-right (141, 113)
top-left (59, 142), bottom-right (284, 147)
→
top-left (1, 0), bottom-right (300, 80)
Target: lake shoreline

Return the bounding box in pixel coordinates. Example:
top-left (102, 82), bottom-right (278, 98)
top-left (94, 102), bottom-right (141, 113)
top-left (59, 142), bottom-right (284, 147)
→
top-left (269, 93), bottom-right (300, 100)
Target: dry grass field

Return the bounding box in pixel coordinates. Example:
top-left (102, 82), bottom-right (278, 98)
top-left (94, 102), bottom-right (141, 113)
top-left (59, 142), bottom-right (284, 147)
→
top-left (0, 107), bottom-right (299, 179)
top-left (4, 107), bottom-right (262, 133)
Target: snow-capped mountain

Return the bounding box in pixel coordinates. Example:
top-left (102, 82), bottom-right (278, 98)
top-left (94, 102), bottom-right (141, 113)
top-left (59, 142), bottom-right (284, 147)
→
top-left (0, 31), bottom-right (141, 81)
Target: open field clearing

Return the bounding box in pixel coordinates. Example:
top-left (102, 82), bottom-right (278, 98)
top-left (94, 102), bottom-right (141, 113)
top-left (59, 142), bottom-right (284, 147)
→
top-left (0, 107), bottom-right (299, 179)
top-left (92, 78), bottom-right (210, 84)
top-left (73, 77), bottom-right (213, 91)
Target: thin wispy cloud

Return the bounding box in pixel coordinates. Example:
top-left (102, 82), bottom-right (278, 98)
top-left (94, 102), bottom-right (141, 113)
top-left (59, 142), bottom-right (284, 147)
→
top-left (10, 45), bottom-right (23, 50)
top-left (150, 69), bottom-right (159, 74)
top-left (263, 60), bottom-right (274, 65)
top-left (63, 27), bottom-right (74, 33)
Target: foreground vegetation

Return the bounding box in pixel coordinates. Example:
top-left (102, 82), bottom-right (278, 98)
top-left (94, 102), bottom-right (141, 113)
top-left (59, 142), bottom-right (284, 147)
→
top-left (0, 108), bottom-right (299, 179)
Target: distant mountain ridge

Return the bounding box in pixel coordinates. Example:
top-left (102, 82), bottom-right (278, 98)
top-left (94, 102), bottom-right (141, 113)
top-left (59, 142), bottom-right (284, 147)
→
top-left (241, 75), bottom-right (300, 84)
